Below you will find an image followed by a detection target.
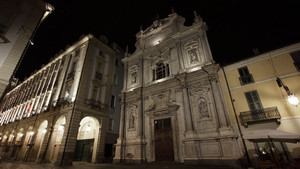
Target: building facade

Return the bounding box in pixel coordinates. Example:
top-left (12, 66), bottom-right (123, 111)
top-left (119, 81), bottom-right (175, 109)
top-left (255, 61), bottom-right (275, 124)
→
top-left (114, 12), bottom-right (242, 167)
top-left (0, 34), bottom-right (124, 165)
top-left (0, 0), bottom-right (54, 97)
top-left (218, 43), bottom-right (300, 167)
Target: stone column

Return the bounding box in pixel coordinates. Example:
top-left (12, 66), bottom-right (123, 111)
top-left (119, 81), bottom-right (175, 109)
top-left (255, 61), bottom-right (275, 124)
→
top-left (209, 74), bottom-right (229, 128)
top-left (182, 86), bottom-right (194, 132)
top-left (54, 111), bottom-right (79, 166)
top-left (113, 94), bottom-right (126, 163)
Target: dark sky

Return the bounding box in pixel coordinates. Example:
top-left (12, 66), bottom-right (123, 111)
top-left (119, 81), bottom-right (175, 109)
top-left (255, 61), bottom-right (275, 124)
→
top-left (15, 0), bottom-right (300, 81)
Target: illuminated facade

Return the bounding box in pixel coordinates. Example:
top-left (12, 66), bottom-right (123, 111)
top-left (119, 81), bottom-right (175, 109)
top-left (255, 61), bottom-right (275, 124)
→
top-left (0, 0), bottom-right (54, 97)
top-left (114, 12), bottom-right (242, 167)
top-left (218, 43), bottom-right (300, 166)
top-left (0, 34), bottom-right (124, 165)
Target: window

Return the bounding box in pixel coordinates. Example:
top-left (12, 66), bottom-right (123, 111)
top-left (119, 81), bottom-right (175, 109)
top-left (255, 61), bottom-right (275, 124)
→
top-left (111, 95), bottom-right (116, 108)
top-left (92, 86), bottom-right (98, 101)
top-left (95, 62), bottom-right (102, 80)
top-left (109, 119), bottom-right (114, 131)
top-left (291, 50), bottom-right (300, 71)
top-left (245, 90), bottom-right (263, 111)
top-left (153, 62), bottom-right (170, 81)
top-left (238, 66), bottom-right (254, 85)
top-left (113, 75), bottom-right (118, 85)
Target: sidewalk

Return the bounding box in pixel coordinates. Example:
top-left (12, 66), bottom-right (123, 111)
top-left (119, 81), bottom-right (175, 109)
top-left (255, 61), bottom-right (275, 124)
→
top-left (0, 161), bottom-right (234, 169)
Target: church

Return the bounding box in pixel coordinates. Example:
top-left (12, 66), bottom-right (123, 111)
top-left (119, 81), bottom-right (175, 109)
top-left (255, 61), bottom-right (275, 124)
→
top-left (113, 11), bottom-right (242, 166)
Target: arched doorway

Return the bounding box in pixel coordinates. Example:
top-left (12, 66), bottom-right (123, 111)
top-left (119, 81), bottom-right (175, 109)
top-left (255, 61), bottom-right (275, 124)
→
top-left (35, 120), bottom-right (48, 161)
top-left (50, 116), bottom-right (66, 163)
top-left (74, 116), bottom-right (100, 163)
top-left (9, 128), bottom-right (25, 159)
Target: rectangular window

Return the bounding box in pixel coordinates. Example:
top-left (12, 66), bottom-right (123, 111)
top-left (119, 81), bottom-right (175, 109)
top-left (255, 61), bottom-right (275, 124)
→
top-left (92, 86), bottom-right (98, 101)
top-left (109, 119), bottom-right (114, 131)
top-left (245, 90), bottom-right (263, 111)
top-left (291, 50), bottom-right (300, 71)
top-left (111, 95), bottom-right (116, 108)
top-left (95, 62), bottom-right (102, 80)
top-left (113, 75), bottom-right (118, 85)
top-left (238, 66), bottom-right (254, 85)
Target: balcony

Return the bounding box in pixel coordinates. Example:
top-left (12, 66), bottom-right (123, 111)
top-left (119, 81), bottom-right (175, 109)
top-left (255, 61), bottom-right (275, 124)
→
top-left (239, 74), bottom-right (254, 85)
top-left (240, 107), bottom-right (281, 127)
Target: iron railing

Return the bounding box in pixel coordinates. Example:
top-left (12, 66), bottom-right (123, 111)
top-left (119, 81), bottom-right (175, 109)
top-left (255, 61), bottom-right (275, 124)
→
top-left (240, 107), bottom-right (281, 127)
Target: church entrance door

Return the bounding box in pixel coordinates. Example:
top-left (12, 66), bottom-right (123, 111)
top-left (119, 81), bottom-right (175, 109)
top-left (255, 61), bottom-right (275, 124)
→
top-left (154, 118), bottom-right (174, 161)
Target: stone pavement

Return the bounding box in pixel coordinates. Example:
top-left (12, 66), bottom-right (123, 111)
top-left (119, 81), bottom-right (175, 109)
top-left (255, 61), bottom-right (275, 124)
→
top-left (0, 161), bottom-right (234, 169)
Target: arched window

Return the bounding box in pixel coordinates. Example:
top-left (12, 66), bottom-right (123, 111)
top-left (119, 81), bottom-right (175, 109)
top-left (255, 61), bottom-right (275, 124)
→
top-left (153, 62), bottom-right (170, 81)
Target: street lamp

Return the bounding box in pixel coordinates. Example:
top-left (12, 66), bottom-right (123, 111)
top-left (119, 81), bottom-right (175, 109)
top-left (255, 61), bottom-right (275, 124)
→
top-left (276, 77), bottom-right (298, 106)
top-left (288, 95), bottom-right (299, 106)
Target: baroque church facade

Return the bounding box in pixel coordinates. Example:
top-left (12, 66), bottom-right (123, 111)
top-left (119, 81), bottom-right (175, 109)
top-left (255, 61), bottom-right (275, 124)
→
top-left (114, 12), bottom-right (242, 166)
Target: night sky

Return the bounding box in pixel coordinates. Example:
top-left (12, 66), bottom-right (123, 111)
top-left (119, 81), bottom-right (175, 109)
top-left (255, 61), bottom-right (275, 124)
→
top-left (15, 0), bottom-right (300, 81)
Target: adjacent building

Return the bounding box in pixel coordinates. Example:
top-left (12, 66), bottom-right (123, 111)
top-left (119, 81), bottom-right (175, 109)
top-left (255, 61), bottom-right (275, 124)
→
top-left (0, 34), bottom-right (124, 165)
top-left (0, 0), bottom-right (54, 97)
top-left (218, 43), bottom-right (300, 167)
top-left (114, 11), bottom-right (242, 167)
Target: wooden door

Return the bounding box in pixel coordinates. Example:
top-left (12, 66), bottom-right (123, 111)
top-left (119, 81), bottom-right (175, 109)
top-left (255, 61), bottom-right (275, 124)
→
top-left (74, 139), bottom-right (94, 162)
top-left (154, 118), bottom-right (174, 161)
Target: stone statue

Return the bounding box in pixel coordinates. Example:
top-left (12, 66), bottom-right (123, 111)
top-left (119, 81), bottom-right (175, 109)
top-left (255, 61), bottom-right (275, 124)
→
top-left (129, 111), bottom-right (135, 129)
top-left (199, 98), bottom-right (209, 118)
top-left (131, 72), bottom-right (137, 84)
top-left (188, 49), bottom-right (198, 63)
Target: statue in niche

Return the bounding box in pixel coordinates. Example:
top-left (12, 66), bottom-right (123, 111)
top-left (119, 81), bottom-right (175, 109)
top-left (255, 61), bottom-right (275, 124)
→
top-left (188, 48), bottom-right (199, 64)
top-left (129, 111), bottom-right (135, 129)
top-left (131, 72), bottom-right (137, 84)
top-left (198, 98), bottom-right (209, 118)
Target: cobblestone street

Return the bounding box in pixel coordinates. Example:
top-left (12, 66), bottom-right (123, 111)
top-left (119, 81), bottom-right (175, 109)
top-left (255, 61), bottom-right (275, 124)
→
top-left (0, 161), bottom-right (234, 169)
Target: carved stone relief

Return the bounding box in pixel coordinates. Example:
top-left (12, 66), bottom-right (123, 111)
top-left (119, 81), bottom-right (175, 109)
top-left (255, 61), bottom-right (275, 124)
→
top-left (129, 65), bottom-right (138, 85)
top-left (145, 48), bottom-right (170, 65)
top-left (198, 97), bottom-right (209, 118)
top-left (145, 90), bottom-right (171, 111)
top-left (189, 84), bottom-right (212, 121)
top-left (145, 89), bottom-right (178, 118)
top-left (126, 103), bottom-right (138, 131)
top-left (184, 41), bottom-right (201, 65)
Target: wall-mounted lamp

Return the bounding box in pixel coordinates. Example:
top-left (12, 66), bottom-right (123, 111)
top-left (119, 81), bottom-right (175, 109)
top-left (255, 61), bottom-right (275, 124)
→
top-left (17, 26), bottom-right (34, 45)
top-left (86, 119), bottom-right (91, 132)
top-left (86, 125), bottom-right (91, 132)
top-left (29, 131), bottom-right (35, 136)
top-left (58, 125), bottom-right (64, 131)
top-left (276, 77), bottom-right (299, 106)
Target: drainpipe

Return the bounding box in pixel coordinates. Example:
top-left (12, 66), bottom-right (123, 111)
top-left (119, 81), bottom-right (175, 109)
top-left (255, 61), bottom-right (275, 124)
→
top-left (221, 67), bottom-right (251, 166)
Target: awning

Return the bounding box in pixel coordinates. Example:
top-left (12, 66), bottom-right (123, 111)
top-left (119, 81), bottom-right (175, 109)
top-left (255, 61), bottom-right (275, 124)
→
top-left (243, 129), bottom-right (300, 143)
